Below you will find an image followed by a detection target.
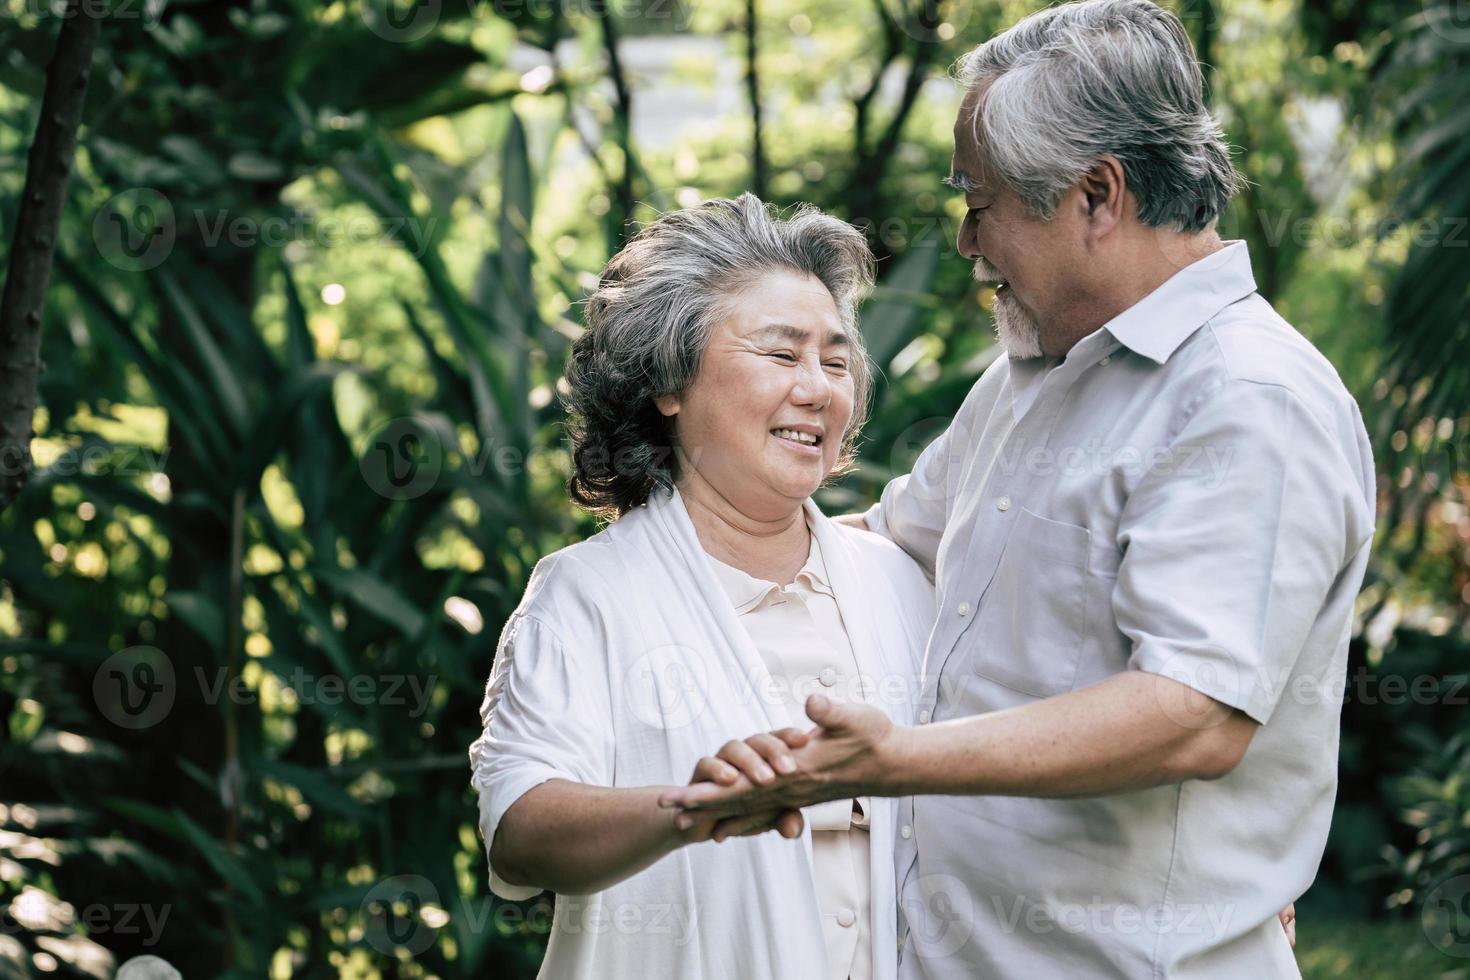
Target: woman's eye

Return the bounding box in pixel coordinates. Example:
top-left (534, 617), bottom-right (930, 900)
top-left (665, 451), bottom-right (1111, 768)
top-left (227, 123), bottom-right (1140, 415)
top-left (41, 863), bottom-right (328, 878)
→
top-left (769, 352), bottom-right (798, 362)
top-left (824, 361), bottom-right (848, 371)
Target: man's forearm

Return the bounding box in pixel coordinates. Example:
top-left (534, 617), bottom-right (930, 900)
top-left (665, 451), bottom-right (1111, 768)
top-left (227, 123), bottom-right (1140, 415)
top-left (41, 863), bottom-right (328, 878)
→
top-left (881, 671), bottom-right (1257, 798)
top-left (492, 780), bottom-right (683, 894)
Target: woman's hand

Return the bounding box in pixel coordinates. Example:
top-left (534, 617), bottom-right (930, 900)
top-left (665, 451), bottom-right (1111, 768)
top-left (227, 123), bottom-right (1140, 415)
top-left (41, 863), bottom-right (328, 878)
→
top-left (673, 728), bottom-right (812, 842)
top-left (1279, 903), bottom-right (1296, 948)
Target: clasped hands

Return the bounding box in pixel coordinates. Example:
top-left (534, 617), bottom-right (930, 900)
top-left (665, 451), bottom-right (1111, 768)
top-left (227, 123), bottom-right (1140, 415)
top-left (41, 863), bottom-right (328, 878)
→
top-left (658, 694), bottom-right (901, 844)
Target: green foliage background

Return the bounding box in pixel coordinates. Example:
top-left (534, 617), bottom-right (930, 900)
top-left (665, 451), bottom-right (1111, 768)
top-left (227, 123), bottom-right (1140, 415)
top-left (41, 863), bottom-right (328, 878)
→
top-left (0, 0), bottom-right (1466, 977)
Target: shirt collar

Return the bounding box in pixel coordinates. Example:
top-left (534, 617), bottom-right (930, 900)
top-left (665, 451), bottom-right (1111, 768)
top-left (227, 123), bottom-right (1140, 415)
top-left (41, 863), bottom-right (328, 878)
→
top-left (1101, 240), bottom-right (1257, 365)
top-left (704, 519), bottom-right (834, 615)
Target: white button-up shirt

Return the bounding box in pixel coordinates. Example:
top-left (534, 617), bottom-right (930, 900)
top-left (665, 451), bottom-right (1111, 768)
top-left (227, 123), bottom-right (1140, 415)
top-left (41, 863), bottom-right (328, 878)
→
top-left (706, 528), bottom-right (874, 980)
top-left (866, 242), bottom-right (1375, 978)
top-left (471, 488), bottom-right (934, 979)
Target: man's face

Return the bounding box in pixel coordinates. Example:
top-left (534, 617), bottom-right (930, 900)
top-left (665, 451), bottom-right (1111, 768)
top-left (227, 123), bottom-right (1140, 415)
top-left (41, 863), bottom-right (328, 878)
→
top-left (949, 87), bottom-right (1088, 358)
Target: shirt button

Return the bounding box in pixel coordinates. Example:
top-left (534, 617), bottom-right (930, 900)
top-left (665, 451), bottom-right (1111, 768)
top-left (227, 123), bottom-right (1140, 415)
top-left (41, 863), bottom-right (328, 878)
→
top-left (918, 709), bottom-right (931, 724)
top-left (957, 601), bottom-right (971, 617)
top-left (1100, 355), bottom-right (1111, 366)
top-left (901, 824), bottom-right (913, 840)
top-left (996, 496), bottom-right (1011, 512)
top-left (837, 908), bottom-right (857, 928)
top-left (818, 667), bottom-right (837, 687)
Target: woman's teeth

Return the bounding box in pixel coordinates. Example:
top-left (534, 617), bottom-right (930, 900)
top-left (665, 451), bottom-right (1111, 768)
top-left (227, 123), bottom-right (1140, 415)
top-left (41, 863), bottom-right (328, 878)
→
top-left (772, 428), bottom-right (819, 445)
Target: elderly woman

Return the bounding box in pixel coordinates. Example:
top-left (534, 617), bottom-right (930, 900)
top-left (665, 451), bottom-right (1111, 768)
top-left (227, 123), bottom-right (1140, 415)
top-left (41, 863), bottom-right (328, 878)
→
top-left (468, 194), bottom-right (934, 979)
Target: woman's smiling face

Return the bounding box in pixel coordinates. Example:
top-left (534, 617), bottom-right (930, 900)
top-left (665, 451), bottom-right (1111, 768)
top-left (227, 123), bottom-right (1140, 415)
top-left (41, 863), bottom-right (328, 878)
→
top-left (657, 270), bottom-right (856, 520)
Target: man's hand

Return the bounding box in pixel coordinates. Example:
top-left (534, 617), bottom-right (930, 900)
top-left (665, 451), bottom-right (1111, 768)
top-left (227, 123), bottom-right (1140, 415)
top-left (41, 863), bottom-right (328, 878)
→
top-left (670, 727), bottom-right (812, 842)
top-left (659, 695), bottom-right (901, 818)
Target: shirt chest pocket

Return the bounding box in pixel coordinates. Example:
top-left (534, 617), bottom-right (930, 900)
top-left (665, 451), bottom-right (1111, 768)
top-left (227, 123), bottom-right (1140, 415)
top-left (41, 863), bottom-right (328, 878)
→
top-left (970, 507), bottom-right (1092, 698)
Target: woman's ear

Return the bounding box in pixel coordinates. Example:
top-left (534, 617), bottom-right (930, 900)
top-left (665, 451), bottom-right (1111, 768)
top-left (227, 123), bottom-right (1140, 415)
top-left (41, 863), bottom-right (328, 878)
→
top-left (654, 393), bottom-right (680, 417)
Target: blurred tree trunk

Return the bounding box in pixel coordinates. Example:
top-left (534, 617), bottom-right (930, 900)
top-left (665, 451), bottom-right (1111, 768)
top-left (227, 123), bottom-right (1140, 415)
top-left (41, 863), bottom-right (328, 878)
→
top-left (0, 0), bottom-right (101, 515)
top-left (745, 0), bottom-right (767, 201)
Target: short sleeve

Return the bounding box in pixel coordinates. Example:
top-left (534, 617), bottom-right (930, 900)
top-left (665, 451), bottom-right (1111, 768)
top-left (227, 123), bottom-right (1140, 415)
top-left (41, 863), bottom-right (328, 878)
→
top-left (469, 612), bottom-right (615, 900)
top-left (1115, 379), bottom-right (1373, 725)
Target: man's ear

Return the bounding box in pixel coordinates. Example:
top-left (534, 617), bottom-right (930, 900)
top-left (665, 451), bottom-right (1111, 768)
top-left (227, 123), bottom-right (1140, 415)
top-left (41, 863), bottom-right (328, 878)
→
top-left (1080, 155), bottom-right (1126, 237)
top-left (654, 393), bottom-right (680, 417)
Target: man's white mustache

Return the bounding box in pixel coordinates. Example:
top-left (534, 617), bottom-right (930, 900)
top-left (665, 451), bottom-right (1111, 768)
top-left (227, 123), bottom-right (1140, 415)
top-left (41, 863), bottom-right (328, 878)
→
top-left (973, 259), bottom-right (1004, 284)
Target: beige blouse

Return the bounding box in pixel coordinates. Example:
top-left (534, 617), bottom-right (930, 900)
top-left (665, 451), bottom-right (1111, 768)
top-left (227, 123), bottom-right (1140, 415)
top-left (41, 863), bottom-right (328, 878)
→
top-left (705, 527), bottom-right (874, 980)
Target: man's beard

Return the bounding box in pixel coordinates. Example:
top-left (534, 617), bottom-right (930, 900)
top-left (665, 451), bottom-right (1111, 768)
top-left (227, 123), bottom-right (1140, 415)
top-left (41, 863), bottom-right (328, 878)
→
top-left (974, 260), bottom-right (1043, 359)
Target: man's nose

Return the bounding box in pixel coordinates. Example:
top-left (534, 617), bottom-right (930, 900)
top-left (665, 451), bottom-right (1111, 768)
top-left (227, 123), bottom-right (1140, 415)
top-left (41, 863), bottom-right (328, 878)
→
top-left (957, 219), bottom-right (982, 260)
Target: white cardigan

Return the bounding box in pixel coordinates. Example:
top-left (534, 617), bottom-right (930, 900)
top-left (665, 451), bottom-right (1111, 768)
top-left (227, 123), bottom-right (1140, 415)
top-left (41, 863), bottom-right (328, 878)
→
top-left (470, 487), bottom-right (935, 980)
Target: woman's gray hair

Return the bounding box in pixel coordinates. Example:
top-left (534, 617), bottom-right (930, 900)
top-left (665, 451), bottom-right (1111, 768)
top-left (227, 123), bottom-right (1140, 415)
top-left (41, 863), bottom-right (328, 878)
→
top-left (564, 193), bottom-right (876, 517)
top-left (955, 0), bottom-right (1244, 232)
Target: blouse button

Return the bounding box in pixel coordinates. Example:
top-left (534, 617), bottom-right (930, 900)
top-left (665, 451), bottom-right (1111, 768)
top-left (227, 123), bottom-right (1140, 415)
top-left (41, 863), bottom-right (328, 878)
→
top-left (996, 496), bottom-right (1011, 512)
top-left (819, 667), bottom-right (838, 687)
top-left (901, 824), bottom-right (913, 840)
top-left (837, 908), bottom-right (857, 928)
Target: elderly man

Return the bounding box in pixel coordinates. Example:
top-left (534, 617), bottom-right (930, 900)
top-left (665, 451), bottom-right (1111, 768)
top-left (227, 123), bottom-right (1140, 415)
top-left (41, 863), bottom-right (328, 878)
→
top-left (660, 0), bottom-right (1375, 976)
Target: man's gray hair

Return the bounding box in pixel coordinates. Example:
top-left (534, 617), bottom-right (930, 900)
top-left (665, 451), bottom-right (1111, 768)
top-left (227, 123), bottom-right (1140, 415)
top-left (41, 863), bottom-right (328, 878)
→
top-left (956, 0), bottom-right (1244, 232)
top-left (565, 193), bottom-right (876, 516)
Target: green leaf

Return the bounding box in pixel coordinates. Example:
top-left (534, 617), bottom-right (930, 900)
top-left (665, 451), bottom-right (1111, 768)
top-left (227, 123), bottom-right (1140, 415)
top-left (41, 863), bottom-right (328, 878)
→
top-left (166, 591), bottom-right (226, 657)
top-left (861, 244), bottom-right (943, 374)
top-left (310, 564), bottom-right (428, 638)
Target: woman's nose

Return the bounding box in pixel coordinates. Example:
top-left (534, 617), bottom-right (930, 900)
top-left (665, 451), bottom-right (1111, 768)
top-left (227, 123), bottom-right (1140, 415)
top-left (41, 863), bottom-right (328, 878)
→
top-left (790, 356), bottom-right (832, 407)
